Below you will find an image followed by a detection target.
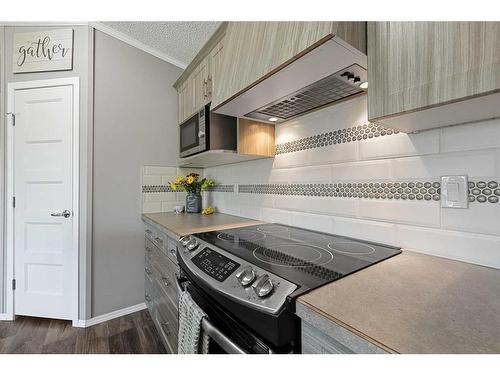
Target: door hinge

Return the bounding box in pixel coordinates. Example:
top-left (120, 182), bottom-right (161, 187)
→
top-left (12, 279), bottom-right (16, 290)
top-left (7, 112), bottom-right (15, 126)
top-left (12, 196), bottom-right (16, 208)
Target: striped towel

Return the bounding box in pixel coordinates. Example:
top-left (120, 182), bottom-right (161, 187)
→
top-left (178, 291), bottom-right (210, 354)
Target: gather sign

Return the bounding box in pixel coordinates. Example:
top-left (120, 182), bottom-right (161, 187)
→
top-left (13, 28), bottom-right (73, 73)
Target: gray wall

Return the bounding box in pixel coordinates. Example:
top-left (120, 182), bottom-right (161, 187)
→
top-left (92, 31), bottom-right (181, 316)
top-left (0, 25), bottom-right (93, 317)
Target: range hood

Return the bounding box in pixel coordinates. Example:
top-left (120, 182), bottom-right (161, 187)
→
top-left (213, 36), bottom-right (367, 123)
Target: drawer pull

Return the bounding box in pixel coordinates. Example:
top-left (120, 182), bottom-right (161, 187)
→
top-left (155, 237), bottom-right (164, 244)
top-left (161, 322), bottom-right (172, 336)
top-left (146, 246), bottom-right (152, 253)
top-left (145, 229), bottom-right (153, 235)
top-left (169, 248), bottom-right (177, 258)
top-left (162, 276), bottom-right (170, 286)
top-left (145, 267), bottom-right (152, 275)
top-left (145, 294), bottom-right (151, 302)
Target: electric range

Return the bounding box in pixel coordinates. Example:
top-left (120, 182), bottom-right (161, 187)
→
top-left (176, 223), bottom-right (401, 353)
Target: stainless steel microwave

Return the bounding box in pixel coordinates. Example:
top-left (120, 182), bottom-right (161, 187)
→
top-left (179, 104), bottom-right (237, 158)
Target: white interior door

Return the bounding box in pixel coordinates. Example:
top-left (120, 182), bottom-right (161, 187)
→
top-left (10, 80), bottom-right (78, 320)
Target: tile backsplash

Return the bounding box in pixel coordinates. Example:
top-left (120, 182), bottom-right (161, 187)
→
top-left (203, 96), bottom-right (500, 269)
top-left (141, 166), bottom-right (202, 213)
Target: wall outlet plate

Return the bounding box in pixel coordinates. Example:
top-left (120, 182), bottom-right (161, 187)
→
top-left (441, 175), bottom-right (469, 209)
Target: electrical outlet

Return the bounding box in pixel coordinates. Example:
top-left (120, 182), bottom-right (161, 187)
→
top-left (441, 175), bottom-right (468, 209)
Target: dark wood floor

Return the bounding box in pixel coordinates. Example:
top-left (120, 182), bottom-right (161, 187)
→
top-left (0, 309), bottom-right (166, 354)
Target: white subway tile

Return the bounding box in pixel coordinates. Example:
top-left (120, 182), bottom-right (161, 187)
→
top-left (359, 199), bottom-right (441, 228)
top-left (144, 166), bottom-right (177, 176)
top-left (331, 160), bottom-right (392, 181)
top-left (441, 204), bottom-right (500, 236)
top-left (239, 204), bottom-right (262, 220)
top-left (142, 202), bottom-right (161, 213)
top-left (142, 175), bottom-right (162, 185)
top-left (308, 142), bottom-right (358, 165)
top-left (397, 225), bottom-right (500, 269)
top-left (441, 118), bottom-right (500, 153)
top-left (291, 212), bottom-right (333, 233)
top-left (239, 193), bottom-right (275, 208)
top-left (273, 150), bottom-right (308, 168)
top-left (161, 176), bottom-right (176, 185)
top-left (274, 196), bottom-right (358, 217)
top-left (359, 130), bottom-right (440, 160)
top-left (392, 150), bottom-right (497, 179)
top-left (287, 165), bottom-right (332, 183)
top-left (261, 208), bottom-right (292, 225)
top-left (331, 216), bottom-right (398, 245)
top-left (143, 192), bottom-right (177, 203)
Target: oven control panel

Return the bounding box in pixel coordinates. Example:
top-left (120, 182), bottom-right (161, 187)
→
top-left (192, 247), bottom-right (240, 282)
top-left (178, 237), bottom-right (298, 315)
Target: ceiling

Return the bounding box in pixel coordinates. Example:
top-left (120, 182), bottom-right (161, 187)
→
top-left (100, 22), bottom-right (222, 68)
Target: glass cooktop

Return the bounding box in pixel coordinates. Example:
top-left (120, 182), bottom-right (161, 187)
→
top-left (196, 223), bottom-right (401, 294)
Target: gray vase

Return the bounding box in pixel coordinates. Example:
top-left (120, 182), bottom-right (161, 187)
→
top-left (186, 192), bottom-right (202, 213)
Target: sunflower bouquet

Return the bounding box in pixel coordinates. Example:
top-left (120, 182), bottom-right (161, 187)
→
top-left (169, 173), bottom-right (215, 194)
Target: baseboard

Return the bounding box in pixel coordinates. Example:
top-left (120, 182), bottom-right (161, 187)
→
top-left (0, 313), bottom-right (14, 321)
top-left (73, 302), bottom-right (147, 328)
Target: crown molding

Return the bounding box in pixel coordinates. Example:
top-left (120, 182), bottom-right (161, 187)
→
top-left (90, 21), bottom-right (187, 69)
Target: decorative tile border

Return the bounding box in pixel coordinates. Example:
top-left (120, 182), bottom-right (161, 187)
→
top-left (205, 184), bottom-right (235, 193)
top-left (275, 123), bottom-right (399, 155)
top-left (142, 185), bottom-right (176, 193)
top-left (145, 180), bottom-right (500, 204)
top-left (238, 181), bottom-right (441, 201)
top-left (468, 181), bottom-right (500, 203)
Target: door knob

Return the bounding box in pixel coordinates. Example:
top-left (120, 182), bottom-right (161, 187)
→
top-left (51, 210), bottom-right (71, 218)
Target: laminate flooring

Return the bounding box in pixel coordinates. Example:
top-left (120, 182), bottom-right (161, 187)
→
top-left (0, 309), bottom-right (166, 354)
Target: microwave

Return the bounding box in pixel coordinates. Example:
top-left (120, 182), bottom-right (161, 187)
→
top-left (179, 103), bottom-right (237, 158)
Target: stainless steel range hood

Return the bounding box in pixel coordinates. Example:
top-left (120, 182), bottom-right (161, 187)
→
top-left (213, 36), bottom-right (367, 124)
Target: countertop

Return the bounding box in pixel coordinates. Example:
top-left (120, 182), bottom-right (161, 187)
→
top-left (297, 250), bottom-right (500, 354)
top-left (142, 212), bottom-right (264, 237)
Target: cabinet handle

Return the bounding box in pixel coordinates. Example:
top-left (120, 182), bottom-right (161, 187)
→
top-left (145, 229), bottom-right (153, 235)
top-left (155, 237), bottom-right (163, 244)
top-left (203, 78), bottom-right (208, 99)
top-left (161, 322), bottom-right (172, 336)
top-left (146, 246), bottom-right (152, 253)
top-left (145, 294), bottom-right (151, 302)
top-left (145, 267), bottom-right (152, 275)
top-left (207, 76), bottom-right (212, 97)
top-left (162, 276), bottom-right (170, 286)
top-left (169, 248), bottom-right (177, 258)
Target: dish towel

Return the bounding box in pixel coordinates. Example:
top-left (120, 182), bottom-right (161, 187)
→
top-left (178, 290), bottom-right (210, 354)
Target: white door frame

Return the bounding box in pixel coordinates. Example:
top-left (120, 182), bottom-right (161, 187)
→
top-left (5, 77), bottom-right (80, 325)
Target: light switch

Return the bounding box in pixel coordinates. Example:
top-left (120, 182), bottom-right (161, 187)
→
top-left (441, 175), bottom-right (468, 209)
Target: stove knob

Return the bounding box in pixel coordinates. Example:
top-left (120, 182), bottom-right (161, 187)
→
top-left (235, 266), bottom-right (256, 287)
top-left (186, 238), bottom-right (199, 251)
top-left (252, 274), bottom-right (274, 298)
top-left (179, 235), bottom-right (192, 247)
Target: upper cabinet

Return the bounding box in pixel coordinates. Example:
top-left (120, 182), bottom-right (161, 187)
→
top-left (211, 22), bottom-right (367, 110)
top-left (368, 22), bottom-right (500, 132)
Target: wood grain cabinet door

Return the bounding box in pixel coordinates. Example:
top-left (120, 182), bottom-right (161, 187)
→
top-left (368, 22), bottom-right (500, 121)
top-left (212, 22), bottom-right (366, 109)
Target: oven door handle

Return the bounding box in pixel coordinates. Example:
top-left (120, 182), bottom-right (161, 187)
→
top-left (175, 275), bottom-right (247, 354)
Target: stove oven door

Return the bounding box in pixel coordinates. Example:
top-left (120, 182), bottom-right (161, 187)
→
top-left (176, 271), bottom-right (285, 354)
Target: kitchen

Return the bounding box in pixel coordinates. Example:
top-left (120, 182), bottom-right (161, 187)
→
top-left (0, 1), bottom-right (499, 373)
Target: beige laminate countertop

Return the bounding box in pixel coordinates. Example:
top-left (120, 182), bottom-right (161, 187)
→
top-left (142, 212), bottom-right (264, 237)
top-left (298, 251), bottom-right (500, 354)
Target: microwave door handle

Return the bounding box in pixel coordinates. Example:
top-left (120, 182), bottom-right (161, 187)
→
top-left (175, 275), bottom-right (247, 354)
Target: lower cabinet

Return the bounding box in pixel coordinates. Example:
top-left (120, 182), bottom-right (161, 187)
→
top-left (144, 224), bottom-right (180, 353)
top-left (296, 303), bottom-right (388, 354)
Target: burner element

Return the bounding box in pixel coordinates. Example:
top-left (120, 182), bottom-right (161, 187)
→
top-left (253, 243), bottom-right (333, 268)
top-left (327, 241), bottom-right (376, 255)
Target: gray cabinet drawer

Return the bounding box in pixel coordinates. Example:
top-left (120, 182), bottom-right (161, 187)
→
top-left (302, 321), bottom-right (354, 354)
top-left (166, 237), bottom-right (178, 264)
